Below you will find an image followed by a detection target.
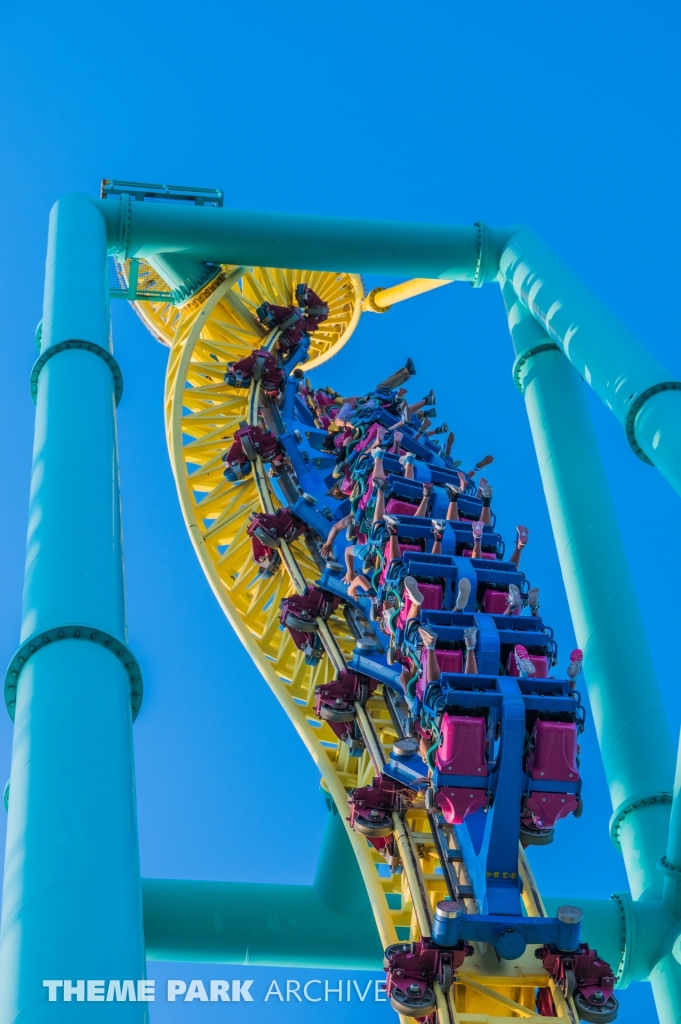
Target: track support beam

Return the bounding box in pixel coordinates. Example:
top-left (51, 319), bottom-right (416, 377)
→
top-left (0, 193), bottom-right (146, 1022)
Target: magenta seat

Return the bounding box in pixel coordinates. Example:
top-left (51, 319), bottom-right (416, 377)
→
top-left (482, 589), bottom-right (517, 614)
top-left (397, 582), bottom-right (443, 629)
top-left (435, 787), bottom-right (487, 825)
top-left (526, 720), bottom-right (579, 782)
top-left (379, 542), bottom-right (421, 585)
top-left (354, 422), bottom-right (381, 454)
top-left (416, 649), bottom-right (463, 700)
top-left (463, 548), bottom-right (497, 560)
top-left (523, 792), bottom-right (578, 829)
top-left (386, 498), bottom-right (419, 516)
top-left (358, 472), bottom-right (374, 511)
top-left (436, 715), bottom-right (488, 776)
top-left (506, 652), bottom-right (549, 678)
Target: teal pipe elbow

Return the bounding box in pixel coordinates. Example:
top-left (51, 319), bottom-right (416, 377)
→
top-left (504, 284), bottom-right (674, 900)
top-left (143, 808), bottom-right (382, 969)
top-left (500, 227), bottom-right (681, 502)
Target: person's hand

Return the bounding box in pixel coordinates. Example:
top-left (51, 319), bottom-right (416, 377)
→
top-left (320, 540), bottom-right (333, 559)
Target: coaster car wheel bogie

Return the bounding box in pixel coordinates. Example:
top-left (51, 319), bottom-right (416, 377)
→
top-left (353, 812), bottom-right (394, 838)
top-left (574, 992), bottom-right (619, 1023)
top-left (389, 986), bottom-right (436, 1018)
top-left (319, 702), bottom-right (356, 723)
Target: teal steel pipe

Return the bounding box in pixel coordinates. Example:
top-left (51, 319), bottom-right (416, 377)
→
top-left (503, 284), bottom-right (674, 901)
top-left (143, 808), bottom-right (382, 969)
top-left (634, 391), bottom-right (681, 501)
top-left (0, 193), bottom-right (146, 1022)
top-left (661, 728), bottom-right (681, 920)
top-left (500, 227), bottom-right (681, 495)
top-left (91, 196), bottom-right (508, 282)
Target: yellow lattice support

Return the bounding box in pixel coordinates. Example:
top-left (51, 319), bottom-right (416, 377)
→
top-left (136, 264), bottom-right (579, 1023)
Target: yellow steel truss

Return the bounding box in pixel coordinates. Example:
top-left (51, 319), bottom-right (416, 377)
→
top-left (133, 262), bottom-right (579, 1023)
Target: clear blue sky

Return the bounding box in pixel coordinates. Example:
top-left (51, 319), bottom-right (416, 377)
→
top-left (0, 2), bottom-right (679, 1020)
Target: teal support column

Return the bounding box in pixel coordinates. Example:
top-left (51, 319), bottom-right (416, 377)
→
top-left (143, 807), bottom-right (382, 969)
top-left (0, 193), bottom-right (146, 1021)
top-left (503, 285), bottom-right (681, 1022)
top-left (504, 283), bottom-right (674, 898)
top-left (500, 227), bottom-right (681, 500)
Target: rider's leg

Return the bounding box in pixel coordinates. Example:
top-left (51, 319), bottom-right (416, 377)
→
top-left (464, 627), bottom-right (478, 674)
top-left (510, 525), bottom-right (529, 568)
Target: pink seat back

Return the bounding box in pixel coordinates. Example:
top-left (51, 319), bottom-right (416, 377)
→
top-left (436, 715), bottom-right (488, 776)
top-left (354, 422), bottom-right (381, 454)
top-left (506, 652), bottom-right (549, 678)
top-left (379, 542), bottom-right (420, 585)
top-left (482, 589), bottom-right (514, 614)
top-left (386, 498), bottom-right (419, 516)
top-left (417, 649), bottom-right (463, 700)
top-left (527, 720), bottom-right (579, 781)
top-left (397, 582), bottom-right (443, 629)
top-left (358, 472), bottom-right (374, 512)
top-left (463, 548), bottom-right (497, 560)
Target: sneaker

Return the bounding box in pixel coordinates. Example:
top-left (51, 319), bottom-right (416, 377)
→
top-left (399, 453), bottom-right (415, 466)
top-left (445, 432), bottom-right (455, 456)
top-left (514, 644), bottom-right (536, 677)
top-left (455, 577), bottom-right (471, 611)
top-left (475, 454), bottom-right (494, 471)
top-left (472, 520), bottom-right (484, 540)
top-left (418, 625), bottom-right (438, 648)
top-left (567, 649), bottom-right (583, 680)
top-left (445, 482), bottom-right (462, 502)
top-left (422, 407), bottom-right (437, 418)
top-left (372, 448), bottom-right (385, 461)
top-left (480, 484), bottom-right (493, 505)
top-left (452, 459), bottom-right (462, 468)
top-left (507, 584), bottom-right (522, 612)
top-left (431, 518), bottom-right (447, 536)
top-left (406, 358), bottom-right (416, 376)
top-left (527, 587), bottom-right (540, 613)
top-left (346, 522), bottom-right (357, 542)
top-left (516, 524), bottom-right (529, 547)
top-left (423, 390), bottom-right (436, 405)
top-left (430, 422), bottom-right (449, 435)
top-left (403, 576), bottom-right (424, 606)
top-left (383, 514), bottom-right (400, 535)
top-left (464, 626), bottom-right (478, 650)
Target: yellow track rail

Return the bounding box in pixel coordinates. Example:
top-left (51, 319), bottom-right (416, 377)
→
top-left (133, 262), bottom-right (578, 1023)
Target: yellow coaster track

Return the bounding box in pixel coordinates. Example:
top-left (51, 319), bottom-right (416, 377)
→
top-left (130, 261), bottom-right (578, 1023)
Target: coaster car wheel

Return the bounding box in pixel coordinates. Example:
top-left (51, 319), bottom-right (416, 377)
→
top-left (252, 525), bottom-right (282, 549)
top-left (520, 824), bottom-right (554, 847)
top-left (439, 962), bottom-right (453, 994)
top-left (389, 986), bottom-right (436, 1018)
top-left (319, 702), bottom-right (355, 723)
top-left (284, 613), bottom-right (318, 632)
top-left (353, 812), bottom-right (394, 838)
top-left (574, 992), bottom-right (619, 1023)
top-left (241, 434), bottom-right (257, 462)
top-left (562, 968), bottom-right (576, 999)
top-left (383, 942), bottom-right (412, 969)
